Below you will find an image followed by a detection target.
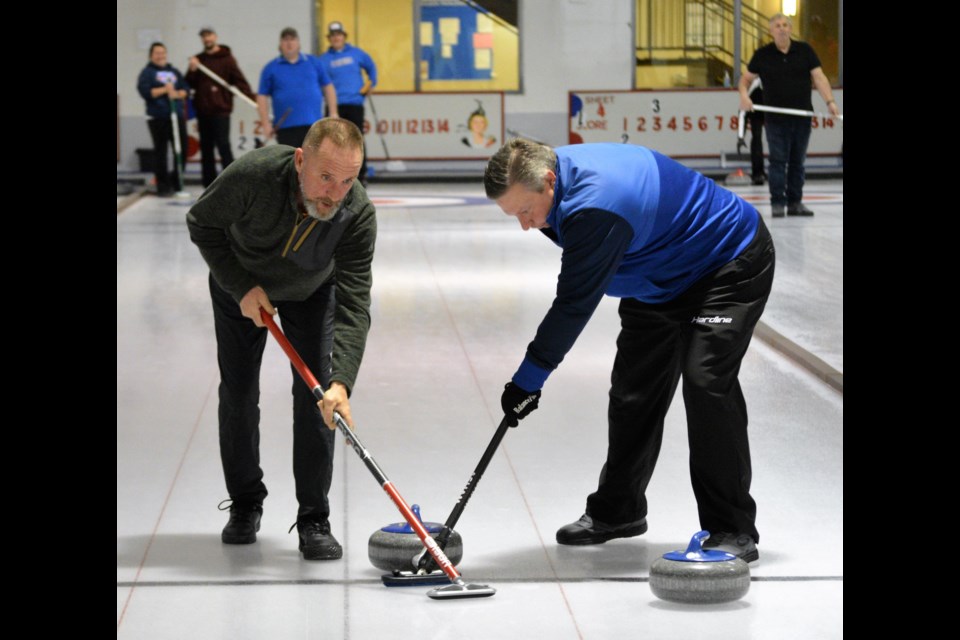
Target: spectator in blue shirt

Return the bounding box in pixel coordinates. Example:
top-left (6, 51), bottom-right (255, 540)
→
top-left (320, 21), bottom-right (377, 184)
top-left (257, 27), bottom-right (338, 148)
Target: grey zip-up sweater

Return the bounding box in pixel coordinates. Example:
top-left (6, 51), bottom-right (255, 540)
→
top-left (186, 145), bottom-right (377, 392)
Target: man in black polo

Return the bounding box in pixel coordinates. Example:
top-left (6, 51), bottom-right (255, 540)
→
top-left (738, 13), bottom-right (840, 217)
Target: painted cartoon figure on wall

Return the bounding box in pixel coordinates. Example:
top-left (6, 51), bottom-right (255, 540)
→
top-left (461, 101), bottom-right (497, 149)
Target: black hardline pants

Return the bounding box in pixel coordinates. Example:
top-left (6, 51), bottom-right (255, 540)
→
top-left (586, 218), bottom-right (775, 542)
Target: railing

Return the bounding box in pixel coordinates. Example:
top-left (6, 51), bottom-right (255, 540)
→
top-left (636, 0), bottom-right (771, 86)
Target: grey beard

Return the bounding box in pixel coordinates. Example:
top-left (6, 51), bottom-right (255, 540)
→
top-left (301, 183), bottom-right (338, 221)
top-left (304, 199), bottom-right (337, 221)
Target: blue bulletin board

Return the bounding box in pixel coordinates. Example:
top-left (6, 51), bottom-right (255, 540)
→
top-left (420, 5), bottom-right (494, 81)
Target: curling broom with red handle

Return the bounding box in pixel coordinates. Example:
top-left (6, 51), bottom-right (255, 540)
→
top-left (259, 308), bottom-right (495, 600)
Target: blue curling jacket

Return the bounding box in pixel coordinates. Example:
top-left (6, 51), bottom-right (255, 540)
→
top-left (319, 44), bottom-right (377, 106)
top-left (512, 143), bottom-right (759, 392)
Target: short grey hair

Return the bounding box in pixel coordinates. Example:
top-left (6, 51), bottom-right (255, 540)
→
top-left (769, 12), bottom-right (791, 26)
top-left (484, 138), bottom-right (557, 199)
top-left (302, 117), bottom-right (364, 154)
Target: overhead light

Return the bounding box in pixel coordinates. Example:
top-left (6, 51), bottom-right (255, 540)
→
top-left (782, 1), bottom-right (797, 16)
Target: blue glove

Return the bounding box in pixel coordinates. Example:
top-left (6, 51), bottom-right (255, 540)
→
top-left (501, 382), bottom-right (541, 427)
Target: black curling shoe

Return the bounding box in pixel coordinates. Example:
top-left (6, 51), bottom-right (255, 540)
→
top-left (702, 531), bottom-right (760, 563)
top-left (556, 514), bottom-right (648, 545)
top-left (220, 500), bottom-right (262, 544)
top-left (291, 517), bottom-right (343, 560)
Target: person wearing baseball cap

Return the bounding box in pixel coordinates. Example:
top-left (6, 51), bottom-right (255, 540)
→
top-left (256, 27), bottom-right (338, 147)
top-left (320, 21), bottom-right (377, 185)
top-left (186, 27), bottom-right (257, 187)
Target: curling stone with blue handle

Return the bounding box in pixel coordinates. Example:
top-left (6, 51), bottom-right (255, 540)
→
top-left (649, 531), bottom-right (750, 603)
top-left (368, 504), bottom-right (464, 572)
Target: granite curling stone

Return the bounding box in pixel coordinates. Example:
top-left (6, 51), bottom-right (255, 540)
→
top-left (649, 530), bottom-right (750, 604)
top-left (368, 504), bottom-right (464, 572)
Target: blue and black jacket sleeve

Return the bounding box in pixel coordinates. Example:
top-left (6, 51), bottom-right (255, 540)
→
top-left (512, 209), bottom-right (635, 392)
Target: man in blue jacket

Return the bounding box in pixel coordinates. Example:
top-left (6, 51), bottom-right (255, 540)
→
top-left (320, 21), bottom-right (377, 184)
top-left (484, 139), bottom-right (775, 562)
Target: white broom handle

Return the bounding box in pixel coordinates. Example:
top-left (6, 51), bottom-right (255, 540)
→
top-left (169, 100), bottom-right (185, 192)
top-left (195, 62), bottom-right (258, 111)
top-left (169, 103), bottom-right (182, 156)
top-left (752, 104), bottom-right (843, 121)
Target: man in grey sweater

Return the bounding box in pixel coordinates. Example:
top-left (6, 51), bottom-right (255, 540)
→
top-left (187, 118), bottom-right (377, 560)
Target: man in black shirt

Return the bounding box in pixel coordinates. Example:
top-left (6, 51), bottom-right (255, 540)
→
top-left (738, 13), bottom-right (840, 217)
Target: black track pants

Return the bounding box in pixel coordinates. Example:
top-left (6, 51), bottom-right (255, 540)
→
top-left (585, 218), bottom-right (775, 542)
